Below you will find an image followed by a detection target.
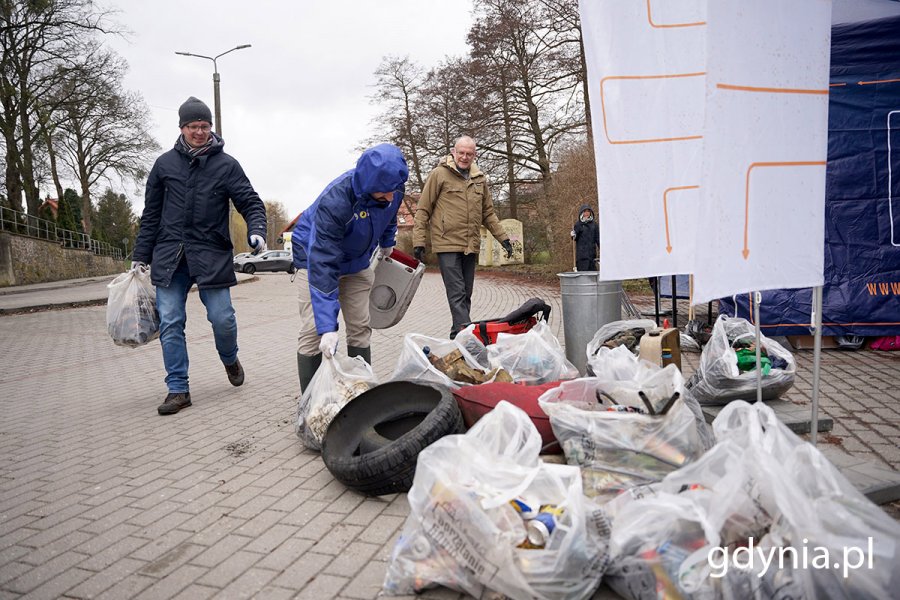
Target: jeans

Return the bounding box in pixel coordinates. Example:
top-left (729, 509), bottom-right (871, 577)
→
top-left (437, 251), bottom-right (478, 336)
top-left (156, 267), bottom-right (238, 393)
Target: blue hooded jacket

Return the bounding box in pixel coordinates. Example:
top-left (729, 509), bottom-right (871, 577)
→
top-left (292, 144), bottom-right (409, 334)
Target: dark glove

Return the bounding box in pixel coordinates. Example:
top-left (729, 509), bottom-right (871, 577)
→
top-left (414, 246), bottom-right (426, 263)
top-left (501, 239), bottom-right (513, 259)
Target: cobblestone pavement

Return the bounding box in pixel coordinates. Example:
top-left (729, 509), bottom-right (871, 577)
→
top-left (0, 270), bottom-right (897, 599)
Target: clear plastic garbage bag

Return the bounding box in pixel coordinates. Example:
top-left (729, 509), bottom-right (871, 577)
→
top-left (295, 354), bottom-right (378, 451)
top-left (687, 315), bottom-right (795, 405)
top-left (106, 268), bottom-right (159, 348)
top-left (390, 332), bottom-right (503, 389)
top-left (538, 364), bottom-right (713, 502)
top-left (586, 319), bottom-right (657, 365)
top-left (486, 321), bottom-right (579, 385)
top-left (606, 401), bottom-right (900, 600)
top-left (383, 401), bottom-right (612, 600)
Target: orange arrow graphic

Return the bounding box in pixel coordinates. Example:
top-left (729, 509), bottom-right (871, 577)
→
top-left (743, 162), bottom-right (826, 259)
top-left (663, 185), bottom-right (700, 253)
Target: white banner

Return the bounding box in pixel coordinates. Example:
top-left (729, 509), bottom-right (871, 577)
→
top-left (692, 0), bottom-right (832, 304)
top-left (580, 0), bottom-right (832, 304)
top-left (580, 0), bottom-right (707, 281)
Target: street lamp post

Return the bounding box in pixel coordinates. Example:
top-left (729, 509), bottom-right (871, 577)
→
top-left (175, 44), bottom-right (251, 137)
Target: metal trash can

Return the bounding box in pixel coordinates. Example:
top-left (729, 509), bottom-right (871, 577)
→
top-left (557, 272), bottom-right (622, 375)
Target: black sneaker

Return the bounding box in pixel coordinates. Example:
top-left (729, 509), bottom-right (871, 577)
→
top-left (225, 358), bottom-right (244, 386)
top-left (158, 392), bottom-right (191, 415)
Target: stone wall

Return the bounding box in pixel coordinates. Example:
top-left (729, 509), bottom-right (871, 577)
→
top-left (0, 233), bottom-right (124, 287)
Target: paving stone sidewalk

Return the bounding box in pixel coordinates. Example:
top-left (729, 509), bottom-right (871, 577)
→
top-left (0, 270), bottom-right (897, 599)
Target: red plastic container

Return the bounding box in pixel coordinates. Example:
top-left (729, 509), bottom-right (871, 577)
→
top-left (453, 380), bottom-right (563, 454)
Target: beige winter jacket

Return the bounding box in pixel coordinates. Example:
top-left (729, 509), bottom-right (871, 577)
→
top-left (413, 155), bottom-right (509, 254)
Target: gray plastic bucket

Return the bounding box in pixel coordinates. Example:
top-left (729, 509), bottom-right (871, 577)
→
top-left (557, 272), bottom-right (622, 375)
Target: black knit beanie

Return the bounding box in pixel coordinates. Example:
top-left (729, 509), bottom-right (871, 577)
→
top-left (178, 96), bottom-right (213, 127)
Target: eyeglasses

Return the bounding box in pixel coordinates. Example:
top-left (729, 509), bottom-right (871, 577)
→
top-left (185, 124), bottom-right (211, 133)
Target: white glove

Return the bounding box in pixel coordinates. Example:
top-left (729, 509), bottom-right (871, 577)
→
top-left (249, 234), bottom-right (267, 254)
top-left (570, 230), bottom-right (576, 240)
top-left (379, 246), bottom-right (394, 260)
top-left (319, 331), bottom-right (339, 358)
top-left (131, 261), bottom-right (148, 272)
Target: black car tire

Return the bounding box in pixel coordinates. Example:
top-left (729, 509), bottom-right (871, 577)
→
top-left (243, 264), bottom-right (256, 274)
top-left (288, 264), bottom-right (295, 274)
top-left (321, 380), bottom-right (463, 496)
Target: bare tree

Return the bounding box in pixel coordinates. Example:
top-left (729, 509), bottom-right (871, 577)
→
top-left (468, 0), bottom-right (587, 201)
top-left (55, 45), bottom-right (159, 233)
top-left (368, 56), bottom-right (429, 191)
top-left (0, 0), bottom-right (114, 215)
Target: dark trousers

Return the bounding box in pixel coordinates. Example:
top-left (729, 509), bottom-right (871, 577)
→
top-left (576, 258), bottom-right (596, 272)
top-left (437, 252), bottom-right (478, 336)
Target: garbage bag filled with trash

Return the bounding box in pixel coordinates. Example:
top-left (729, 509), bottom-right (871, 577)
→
top-left (605, 401), bottom-right (900, 600)
top-left (106, 267), bottom-right (160, 348)
top-left (687, 315), bottom-right (795, 405)
top-left (383, 401), bottom-right (612, 600)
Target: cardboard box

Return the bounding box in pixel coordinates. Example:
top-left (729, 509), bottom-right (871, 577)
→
top-left (785, 335), bottom-right (840, 350)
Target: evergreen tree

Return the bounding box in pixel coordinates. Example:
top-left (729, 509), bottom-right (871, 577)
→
top-left (56, 188), bottom-right (81, 232)
top-left (92, 188), bottom-right (136, 252)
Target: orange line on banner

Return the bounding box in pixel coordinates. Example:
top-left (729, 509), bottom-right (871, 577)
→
top-left (743, 162), bottom-right (826, 259)
top-left (645, 0), bottom-right (706, 28)
top-left (599, 73), bottom-right (705, 145)
top-left (717, 83), bottom-right (828, 95)
top-left (662, 186), bottom-right (699, 253)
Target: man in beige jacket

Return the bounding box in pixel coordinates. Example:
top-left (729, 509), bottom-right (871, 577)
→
top-left (413, 135), bottom-right (513, 338)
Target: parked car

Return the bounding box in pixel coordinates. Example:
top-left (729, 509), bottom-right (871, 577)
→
top-left (233, 250), bottom-right (294, 274)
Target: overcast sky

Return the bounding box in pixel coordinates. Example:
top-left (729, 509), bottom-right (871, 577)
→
top-left (104, 0), bottom-right (475, 219)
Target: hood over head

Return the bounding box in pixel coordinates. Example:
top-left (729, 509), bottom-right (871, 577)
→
top-left (351, 144), bottom-right (409, 198)
top-left (579, 204), bottom-right (595, 222)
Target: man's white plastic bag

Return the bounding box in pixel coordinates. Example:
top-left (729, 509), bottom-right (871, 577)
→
top-left (383, 401), bottom-right (611, 600)
top-left (688, 315), bottom-right (795, 405)
top-left (295, 354), bottom-right (378, 451)
top-left (106, 268), bottom-right (159, 348)
top-left (486, 321), bottom-right (578, 384)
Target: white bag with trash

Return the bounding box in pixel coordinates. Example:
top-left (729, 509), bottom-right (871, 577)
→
top-left (688, 315), bottom-right (796, 405)
top-left (539, 356), bottom-right (714, 502)
top-left (586, 318), bottom-right (657, 367)
top-left (106, 267), bottom-right (160, 348)
top-left (486, 321), bottom-right (579, 385)
top-left (390, 332), bottom-right (498, 389)
top-left (295, 354), bottom-right (378, 451)
top-left (383, 401), bottom-right (611, 600)
top-left (605, 401), bottom-right (900, 600)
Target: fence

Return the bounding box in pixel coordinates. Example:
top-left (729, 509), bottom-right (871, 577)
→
top-left (0, 205), bottom-right (123, 260)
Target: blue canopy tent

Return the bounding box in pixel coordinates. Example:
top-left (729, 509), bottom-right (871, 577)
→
top-left (717, 1), bottom-right (900, 337)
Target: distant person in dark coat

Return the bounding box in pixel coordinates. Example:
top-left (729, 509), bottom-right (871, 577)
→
top-left (571, 203), bottom-right (599, 272)
top-left (132, 96), bottom-right (267, 416)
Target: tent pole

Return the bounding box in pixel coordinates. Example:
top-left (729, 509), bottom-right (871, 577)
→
top-left (810, 286), bottom-right (823, 446)
top-left (754, 291), bottom-right (762, 403)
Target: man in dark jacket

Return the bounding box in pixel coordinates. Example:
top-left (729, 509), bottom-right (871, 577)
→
top-left (132, 96), bottom-right (267, 415)
top-left (291, 143), bottom-right (408, 392)
top-left (571, 203), bottom-right (599, 272)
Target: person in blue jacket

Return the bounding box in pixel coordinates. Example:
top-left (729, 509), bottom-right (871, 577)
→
top-left (292, 143), bottom-right (409, 392)
top-left (133, 96), bottom-right (267, 416)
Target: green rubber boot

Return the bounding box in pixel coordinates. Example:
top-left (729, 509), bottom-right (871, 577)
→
top-left (297, 352), bottom-right (322, 394)
top-left (347, 345), bottom-right (371, 365)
